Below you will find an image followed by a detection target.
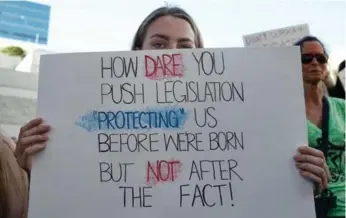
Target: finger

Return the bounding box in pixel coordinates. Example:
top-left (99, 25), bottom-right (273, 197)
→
top-left (294, 154), bottom-right (325, 168)
top-left (19, 118), bottom-right (43, 136)
top-left (323, 162), bottom-right (332, 181)
top-left (21, 124), bottom-right (50, 138)
top-left (23, 143), bottom-right (47, 158)
top-left (296, 162), bottom-right (327, 188)
top-left (299, 170), bottom-right (323, 188)
top-left (298, 146), bottom-right (324, 159)
top-left (18, 134), bottom-right (49, 148)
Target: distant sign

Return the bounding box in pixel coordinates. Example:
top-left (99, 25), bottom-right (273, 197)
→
top-left (243, 24), bottom-right (310, 47)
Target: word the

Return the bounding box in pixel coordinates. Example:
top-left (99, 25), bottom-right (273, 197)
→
top-left (98, 132), bottom-right (159, 153)
top-left (101, 56), bottom-right (138, 79)
top-left (97, 107), bottom-right (187, 130)
top-left (146, 160), bottom-right (182, 185)
top-left (179, 182), bottom-right (234, 207)
top-left (119, 186), bottom-right (152, 208)
top-left (145, 53), bottom-right (184, 80)
top-left (99, 162), bottom-right (134, 183)
top-left (192, 51), bottom-right (225, 76)
top-left (156, 80), bottom-right (245, 104)
top-left (189, 159), bottom-right (243, 181)
top-left (101, 83), bottom-right (145, 104)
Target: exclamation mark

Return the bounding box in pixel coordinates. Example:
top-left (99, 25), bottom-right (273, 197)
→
top-left (229, 182), bottom-right (234, 206)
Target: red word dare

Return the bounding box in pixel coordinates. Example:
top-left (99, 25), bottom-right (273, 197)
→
top-left (144, 53), bottom-right (184, 80)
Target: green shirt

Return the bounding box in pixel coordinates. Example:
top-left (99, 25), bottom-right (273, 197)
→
top-left (307, 97), bottom-right (345, 217)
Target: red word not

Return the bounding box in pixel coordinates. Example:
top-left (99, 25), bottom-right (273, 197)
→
top-left (146, 159), bottom-right (182, 185)
top-left (144, 53), bottom-right (184, 80)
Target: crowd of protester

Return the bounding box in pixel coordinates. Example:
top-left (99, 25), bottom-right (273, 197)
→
top-left (0, 6), bottom-right (345, 218)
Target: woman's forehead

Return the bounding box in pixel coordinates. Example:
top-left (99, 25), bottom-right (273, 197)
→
top-left (146, 15), bottom-right (195, 41)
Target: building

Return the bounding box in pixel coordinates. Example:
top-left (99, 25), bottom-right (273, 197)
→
top-left (0, 1), bottom-right (51, 138)
top-left (0, 47), bottom-right (55, 137)
top-left (0, 67), bottom-right (38, 137)
top-left (0, 0), bottom-right (51, 45)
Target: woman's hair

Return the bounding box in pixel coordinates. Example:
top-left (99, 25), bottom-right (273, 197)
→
top-left (131, 6), bottom-right (204, 50)
top-left (0, 132), bottom-right (28, 218)
top-left (294, 35), bottom-right (329, 57)
top-left (338, 60), bottom-right (345, 73)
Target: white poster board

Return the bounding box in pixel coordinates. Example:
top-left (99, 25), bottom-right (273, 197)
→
top-left (243, 24), bottom-right (310, 47)
top-left (29, 47), bottom-right (316, 218)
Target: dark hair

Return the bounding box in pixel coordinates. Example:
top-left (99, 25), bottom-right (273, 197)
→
top-left (131, 6), bottom-right (204, 50)
top-left (338, 60), bottom-right (345, 73)
top-left (294, 36), bottom-right (329, 57)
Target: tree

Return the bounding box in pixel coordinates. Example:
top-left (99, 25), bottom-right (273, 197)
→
top-left (1, 46), bottom-right (26, 58)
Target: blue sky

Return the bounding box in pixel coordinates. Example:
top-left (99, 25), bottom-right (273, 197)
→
top-left (35, 0), bottom-right (345, 63)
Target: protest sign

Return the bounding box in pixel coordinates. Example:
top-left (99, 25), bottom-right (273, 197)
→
top-left (29, 47), bottom-right (316, 218)
top-left (243, 24), bottom-right (310, 47)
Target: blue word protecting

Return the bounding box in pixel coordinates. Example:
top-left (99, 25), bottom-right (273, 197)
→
top-left (75, 106), bottom-right (188, 132)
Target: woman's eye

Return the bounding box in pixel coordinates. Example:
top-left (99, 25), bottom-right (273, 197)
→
top-left (152, 42), bottom-right (165, 49)
top-left (179, 44), bottom-right (193, 49)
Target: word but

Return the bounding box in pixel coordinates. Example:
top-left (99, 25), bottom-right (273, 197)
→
top-left (99, 162), bottom-right (134, 183)
top-left (145, 53), bottom-right (184, 80)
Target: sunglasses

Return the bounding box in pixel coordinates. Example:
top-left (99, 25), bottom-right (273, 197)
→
top-left (301, 54), bottom-right (328, 64)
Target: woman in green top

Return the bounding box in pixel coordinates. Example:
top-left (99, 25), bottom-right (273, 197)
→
top-left (294, 36), bottom-right (345, 218)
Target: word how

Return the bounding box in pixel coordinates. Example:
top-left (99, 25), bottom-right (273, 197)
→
top-left (101, 56), bottom-right (138, 79)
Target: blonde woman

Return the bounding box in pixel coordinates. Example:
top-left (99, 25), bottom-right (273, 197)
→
top-left (0, 132), bottom-right (29, 218)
